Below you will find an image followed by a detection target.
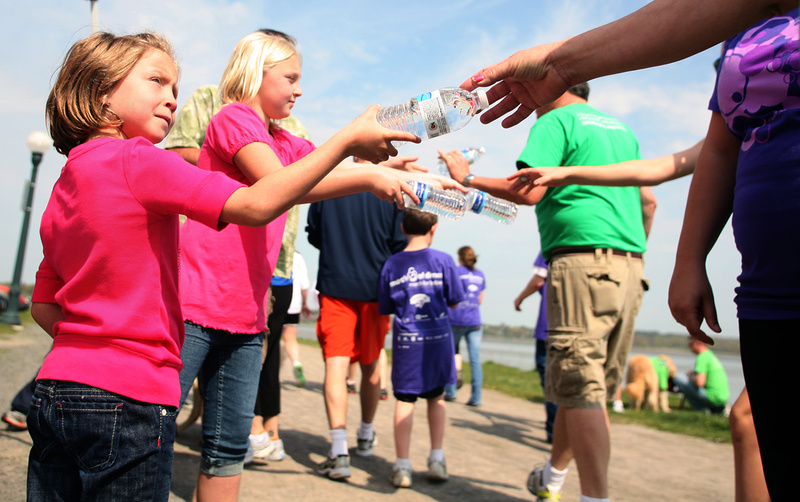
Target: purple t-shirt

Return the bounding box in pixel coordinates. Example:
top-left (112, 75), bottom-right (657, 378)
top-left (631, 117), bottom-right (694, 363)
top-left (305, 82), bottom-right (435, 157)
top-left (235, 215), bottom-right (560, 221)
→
top-left (532, 252), bottom-right (549, 341)
top-left (378, 248), bottom-right (465, 394)
top-left (448, 265), bottom-right (486, 327)
top-left (709, 10), bottom-right (800, 319)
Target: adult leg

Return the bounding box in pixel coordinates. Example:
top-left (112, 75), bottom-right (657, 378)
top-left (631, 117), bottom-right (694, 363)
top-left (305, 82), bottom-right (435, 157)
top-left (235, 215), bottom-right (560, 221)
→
top-left (465, 326), bottom-right (483, 405)
top-left (444, 328), bottom-right (465, 400)
top-left (359, 358), bottom-right (381, 425)
top-left (283, 323), bottom-right (300, 365)
top-left (324, 356), bottom-right (351, 431)
top-left (740, 318), bottom-right (799, 502)
top-left (729, 388), bottom-right (769, 502)
top-left (254, 284), bottom-right (292, 437)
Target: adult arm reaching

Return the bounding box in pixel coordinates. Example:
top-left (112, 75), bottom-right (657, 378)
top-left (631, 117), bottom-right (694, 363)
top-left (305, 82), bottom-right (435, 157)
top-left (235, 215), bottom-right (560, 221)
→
top-left (462, 0), bottom-right (792, 128)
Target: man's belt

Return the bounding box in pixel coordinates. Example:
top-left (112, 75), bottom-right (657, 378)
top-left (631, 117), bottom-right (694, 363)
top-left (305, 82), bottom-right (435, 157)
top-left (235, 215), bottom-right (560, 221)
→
top-left (549, 247), bottom-right (643, 260)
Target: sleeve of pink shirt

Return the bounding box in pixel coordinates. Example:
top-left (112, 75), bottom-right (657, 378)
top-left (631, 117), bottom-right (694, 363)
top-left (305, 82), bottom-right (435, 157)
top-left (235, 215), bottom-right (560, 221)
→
top-left (124, 140), bottom-right (243, 230)
top-left (32, 255), bottom-right (63, 303)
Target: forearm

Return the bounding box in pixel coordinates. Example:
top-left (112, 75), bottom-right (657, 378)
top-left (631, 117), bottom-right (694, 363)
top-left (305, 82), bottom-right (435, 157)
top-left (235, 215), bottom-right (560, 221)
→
top-left (471, 175), bottom-right (544, 205)
top-left (640, 187), bottom-right (657, 239)
top-left (31, 302), bottom-right (65, 339)
top-left (552, 0), bottom-right (789, 87)
top-left (674, 118), bottom-right (737, 266)
top-left (167, 147), bottom-right (201, 166)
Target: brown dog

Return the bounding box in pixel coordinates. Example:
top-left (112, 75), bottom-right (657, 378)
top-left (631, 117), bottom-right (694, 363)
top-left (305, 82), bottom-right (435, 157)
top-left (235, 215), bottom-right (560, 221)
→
top-left (624, 354), bottom-right (677, 412)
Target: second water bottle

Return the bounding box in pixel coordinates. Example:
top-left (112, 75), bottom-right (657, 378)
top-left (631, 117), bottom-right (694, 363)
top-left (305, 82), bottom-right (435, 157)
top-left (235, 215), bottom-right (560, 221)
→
top-left (403, 180), bottom-right (466, 221)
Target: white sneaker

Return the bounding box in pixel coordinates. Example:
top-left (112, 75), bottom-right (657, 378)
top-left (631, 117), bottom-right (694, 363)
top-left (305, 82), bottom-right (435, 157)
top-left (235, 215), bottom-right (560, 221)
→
top-left (250, 433), bottom-right (276, 459)
top-left (427, 457), bottom-right (448, 481)
top-left (390, 465), bottom-right (412, 488)
top-left (612, 400), bottom-right (625, 413)
top-left (267, 439), bottom-right (286, 461)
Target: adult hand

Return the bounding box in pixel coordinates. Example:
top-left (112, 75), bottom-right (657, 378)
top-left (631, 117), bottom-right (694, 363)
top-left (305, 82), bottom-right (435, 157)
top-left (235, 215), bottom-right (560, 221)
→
top-left (460, 42), bottom-right (572, 128)
top-left (668, 264), bottom-right (721, 345)
top-left (438, 149), bottom-right (471, 184)
top-left (508, 167), bottom-right (567, 189)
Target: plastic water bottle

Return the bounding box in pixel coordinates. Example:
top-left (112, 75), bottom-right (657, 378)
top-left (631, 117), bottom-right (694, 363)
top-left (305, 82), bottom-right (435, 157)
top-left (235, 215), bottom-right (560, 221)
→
top-left (377, 87), bottom-right (489, 143)
top-left (403, 180), bottom-right (467, 221)
top-left (437, 147), bottom-right (486, 177)
top-left (465, 189), bottom-right (518, 224)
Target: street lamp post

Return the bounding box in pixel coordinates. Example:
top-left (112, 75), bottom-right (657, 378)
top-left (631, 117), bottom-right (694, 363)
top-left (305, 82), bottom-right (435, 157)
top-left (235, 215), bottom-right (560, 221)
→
top-left (1, 132), bottom-right (52, 326)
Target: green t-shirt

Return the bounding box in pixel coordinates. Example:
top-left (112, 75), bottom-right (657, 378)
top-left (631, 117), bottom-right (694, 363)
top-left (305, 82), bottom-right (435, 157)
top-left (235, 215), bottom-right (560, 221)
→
top-left (517, 103), bottom-right (646, 260)
top-left (650, 356), bottom-right (670, 391)
top-left (695, 350), bottom-right (729, 406)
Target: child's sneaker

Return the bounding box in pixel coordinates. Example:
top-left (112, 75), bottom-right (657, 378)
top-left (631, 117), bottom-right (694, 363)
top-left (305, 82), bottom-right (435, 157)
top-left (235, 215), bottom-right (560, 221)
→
top-left (427, 458), bottom-right (449, 481)
top-left (293, 362), bottom-right (306, 388)
top-left (317, 454), bottom-right (351, 480)
top-left (346, 381), bottom-right (357, 394)
top-left (527, 463), bottom-right (562, 501)
top-left (356, 432), bottom-right (377, 457)
top-left (2, 410), bottom-right (27, 431)
top-left (267, 439), bottom-right (286, 461)
top-left (380, 388), bottom-right (388, 400)
top-left (390, 465), bottom-right (413, 488)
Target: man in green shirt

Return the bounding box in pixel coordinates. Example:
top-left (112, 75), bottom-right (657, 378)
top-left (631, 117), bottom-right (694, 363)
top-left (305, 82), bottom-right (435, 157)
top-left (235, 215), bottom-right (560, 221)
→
top-left (673, 338), bottom-right (730, 414)
top-left (444, 83), bottom-right (655, 502)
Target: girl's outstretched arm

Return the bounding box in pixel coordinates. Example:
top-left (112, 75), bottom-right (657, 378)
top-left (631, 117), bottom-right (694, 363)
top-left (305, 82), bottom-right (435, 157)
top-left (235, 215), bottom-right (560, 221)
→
top-left (508, 140), bottom-right (703, 190)
top-left (221, 105), bottom-right (419, 227)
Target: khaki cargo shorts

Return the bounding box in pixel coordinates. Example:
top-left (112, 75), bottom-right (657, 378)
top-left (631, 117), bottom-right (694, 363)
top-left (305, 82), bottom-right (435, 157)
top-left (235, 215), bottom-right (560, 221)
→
top-left (544, 249), bottom-right (645, 409)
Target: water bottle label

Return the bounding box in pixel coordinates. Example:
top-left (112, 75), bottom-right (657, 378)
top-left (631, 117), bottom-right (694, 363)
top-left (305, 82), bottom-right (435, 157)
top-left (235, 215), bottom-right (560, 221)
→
top-left (412, 181), bottom-right (430, 207)
top-left (417, 90), bottom-right (450, 139)
top-left (469, 190), bottom-right (487, 213)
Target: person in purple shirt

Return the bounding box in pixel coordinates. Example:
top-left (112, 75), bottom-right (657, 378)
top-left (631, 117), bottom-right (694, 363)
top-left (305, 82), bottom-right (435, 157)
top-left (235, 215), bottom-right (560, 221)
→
top-left (378, 208), bottom-right (465, 488)
top-left (669, 11), bottom-right (800, 500)
top-left (444, 246), bottom-right (487, 406)
top-left (514, 252), bottom-right (558, 443)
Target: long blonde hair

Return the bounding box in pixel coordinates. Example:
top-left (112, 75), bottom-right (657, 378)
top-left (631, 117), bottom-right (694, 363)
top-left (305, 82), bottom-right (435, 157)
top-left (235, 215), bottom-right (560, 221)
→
top-left (46, 32), bottom-right (177, 155)
top-left (218, 30), bottom-right (300, 107)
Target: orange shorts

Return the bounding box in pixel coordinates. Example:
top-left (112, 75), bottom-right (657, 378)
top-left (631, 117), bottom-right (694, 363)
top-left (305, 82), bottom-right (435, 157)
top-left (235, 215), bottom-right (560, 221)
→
top-left (316, 294), bottom-right (390, 364)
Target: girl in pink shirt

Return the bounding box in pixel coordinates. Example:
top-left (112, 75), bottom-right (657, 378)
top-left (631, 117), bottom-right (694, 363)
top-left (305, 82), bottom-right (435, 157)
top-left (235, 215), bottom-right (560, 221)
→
top-left (28, 32), bottom-right (416, 502)
top-left (175, 30), bottom-right (426, 500)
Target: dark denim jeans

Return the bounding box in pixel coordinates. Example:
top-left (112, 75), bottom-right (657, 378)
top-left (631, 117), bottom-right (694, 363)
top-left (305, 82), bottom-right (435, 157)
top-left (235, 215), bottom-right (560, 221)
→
top-left (179, 321), bottom-right (264, 476)
top-left (535, 338), bottom-right (558, 443)
top-left (27, 380), bottom-right (176, 501)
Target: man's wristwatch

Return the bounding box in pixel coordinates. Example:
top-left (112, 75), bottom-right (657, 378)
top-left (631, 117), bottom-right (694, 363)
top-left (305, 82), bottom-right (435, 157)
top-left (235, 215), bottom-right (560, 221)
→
top-left (462, 174), bottom-right (475, 187)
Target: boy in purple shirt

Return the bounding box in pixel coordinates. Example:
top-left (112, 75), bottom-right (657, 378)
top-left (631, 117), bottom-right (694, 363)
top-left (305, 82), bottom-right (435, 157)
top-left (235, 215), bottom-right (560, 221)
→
top-left (378, 209), bottom-right (465, 488)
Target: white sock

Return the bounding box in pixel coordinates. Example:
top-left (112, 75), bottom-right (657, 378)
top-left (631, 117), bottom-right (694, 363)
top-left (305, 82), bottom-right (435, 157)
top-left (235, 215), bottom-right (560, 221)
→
top-left (580, 496), bottom-right (610, 502)
top-left (330, 429), bottom-right (348, 457)
top-left (544, 458), bottom-right (568, 488)
top-left (395, 458), bottom-right (412, 469)
top-left (357, 421), bottom-right (374, 440)
top-left (429, 449), bottom-right (445, 463)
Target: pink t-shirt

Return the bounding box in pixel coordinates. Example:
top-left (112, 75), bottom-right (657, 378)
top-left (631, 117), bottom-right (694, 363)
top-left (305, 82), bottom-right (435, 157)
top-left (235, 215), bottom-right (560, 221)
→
top-left (179, 103), bottom-right (315, 333)
top-left (33, 137), bottom-right (242, 406)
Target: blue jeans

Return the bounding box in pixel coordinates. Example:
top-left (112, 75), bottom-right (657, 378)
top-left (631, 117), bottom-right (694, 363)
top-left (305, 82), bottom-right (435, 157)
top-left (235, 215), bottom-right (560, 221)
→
top-left (535, 338), bottom-right (558, 442)
top-left (179, 321), bottom-right (264, 476)
top-left (445, 325), bottom-right (483, 404)
top-left (27, 380), bottom-right (176, 501)
top-left (672, 373), bottom-right (725, 414)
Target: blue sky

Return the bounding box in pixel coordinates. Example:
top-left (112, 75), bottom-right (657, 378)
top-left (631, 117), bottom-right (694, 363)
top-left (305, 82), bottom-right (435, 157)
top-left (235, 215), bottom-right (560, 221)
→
top-left (0, 1), bottom-right (739, 337)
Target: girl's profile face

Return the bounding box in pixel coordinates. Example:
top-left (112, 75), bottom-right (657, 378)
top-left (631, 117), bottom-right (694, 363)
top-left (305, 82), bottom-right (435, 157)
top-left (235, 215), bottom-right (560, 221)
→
top-left (103, 49), bottom-right (179, 143)
top-left (255, 54), bottom-right (302, 121)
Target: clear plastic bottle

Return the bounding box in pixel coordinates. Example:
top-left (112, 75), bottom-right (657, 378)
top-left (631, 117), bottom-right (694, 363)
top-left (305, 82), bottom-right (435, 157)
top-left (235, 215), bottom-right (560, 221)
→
top-left (437, 147), bottom-right (486, 177)
top-left (377, 88), bottom-right (489, 143)
top-left (465, 189), bottom-right (518, 225)
top-left (403, 180), bottom-right (467, 221)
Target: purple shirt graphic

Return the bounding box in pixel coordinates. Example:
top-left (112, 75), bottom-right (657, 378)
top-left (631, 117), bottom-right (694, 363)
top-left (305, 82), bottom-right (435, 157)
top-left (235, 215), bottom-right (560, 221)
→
top-left (448, 265), bottom-right (486, 327)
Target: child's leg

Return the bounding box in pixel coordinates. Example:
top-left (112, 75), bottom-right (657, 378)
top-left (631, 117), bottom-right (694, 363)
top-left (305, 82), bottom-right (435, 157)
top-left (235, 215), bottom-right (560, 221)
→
top-left (394, 399), bottom-right (415, 460)
top-left (427, 393), bottom-right (446, 451)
